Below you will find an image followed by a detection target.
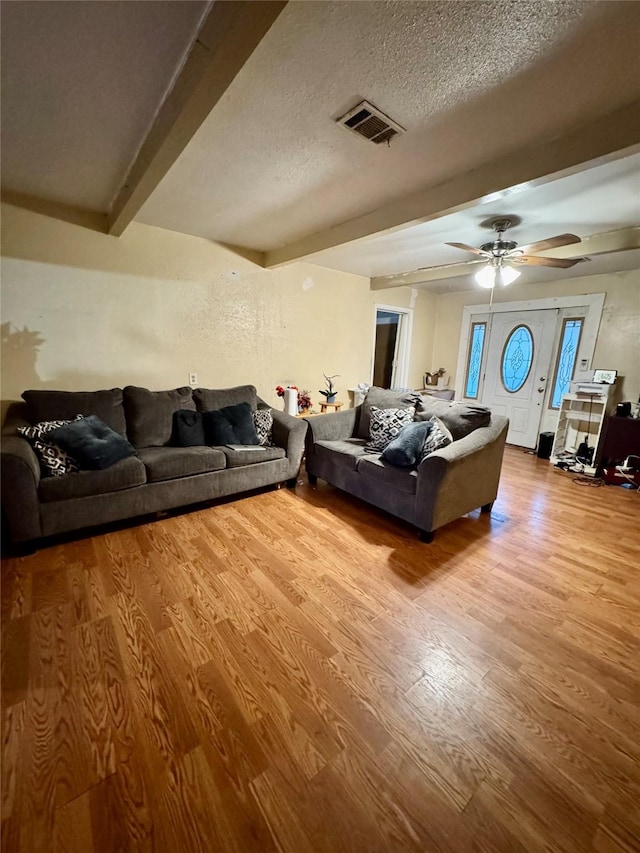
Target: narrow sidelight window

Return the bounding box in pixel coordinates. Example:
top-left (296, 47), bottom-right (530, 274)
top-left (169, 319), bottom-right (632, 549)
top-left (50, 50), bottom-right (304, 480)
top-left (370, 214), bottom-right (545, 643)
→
top-left (550, 318), bottom-right (583, 409)
top-left (464, 322), bottom-right (486, 399)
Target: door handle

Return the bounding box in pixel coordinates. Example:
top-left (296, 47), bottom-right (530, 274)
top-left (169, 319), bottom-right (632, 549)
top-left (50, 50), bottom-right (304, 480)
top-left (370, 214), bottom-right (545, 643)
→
top-left (540, 376), bottom-right (547, 381)
top-left (538, 386), bottom-right (545, 393)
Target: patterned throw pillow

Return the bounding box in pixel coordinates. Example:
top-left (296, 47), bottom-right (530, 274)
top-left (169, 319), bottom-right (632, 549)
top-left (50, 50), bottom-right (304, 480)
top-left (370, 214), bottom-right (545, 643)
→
top-left (420, 416), bottom-right (453, 461)
top-left (253, 409), bottom-right (275, 447)
top-left (365, 406), bottom-right (415, 453)
top-left (18, 416), bottom-right (83, 477)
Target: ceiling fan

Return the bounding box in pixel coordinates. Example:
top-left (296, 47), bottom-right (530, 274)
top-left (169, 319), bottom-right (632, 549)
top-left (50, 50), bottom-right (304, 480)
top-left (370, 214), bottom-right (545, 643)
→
top-left (443, 217), bottom-right (586, 288)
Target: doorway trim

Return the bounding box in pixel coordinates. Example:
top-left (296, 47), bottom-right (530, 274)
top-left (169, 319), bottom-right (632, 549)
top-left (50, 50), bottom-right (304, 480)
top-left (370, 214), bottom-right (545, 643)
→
top-left (454, 293), bottom-right (605, 399)
top-left (372, 304), bottom-right (414, 389)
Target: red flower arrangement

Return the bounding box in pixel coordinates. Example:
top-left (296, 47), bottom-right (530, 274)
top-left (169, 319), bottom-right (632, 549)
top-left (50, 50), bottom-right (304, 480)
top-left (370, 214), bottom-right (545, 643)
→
top-left (297, 390), bottom-right (312, 410)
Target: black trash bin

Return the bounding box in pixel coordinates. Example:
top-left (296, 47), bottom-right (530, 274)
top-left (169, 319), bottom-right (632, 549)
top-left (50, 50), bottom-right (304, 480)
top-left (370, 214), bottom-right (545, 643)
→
top-left (537, 431), bottom-right (554, 460)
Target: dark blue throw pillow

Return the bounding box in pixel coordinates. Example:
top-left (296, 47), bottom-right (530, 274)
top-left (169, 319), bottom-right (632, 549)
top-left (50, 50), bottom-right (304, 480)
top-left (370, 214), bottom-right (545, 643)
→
top-left (50, 415), bottom-right (136, 470)
top-left (202, 409), bottom-right (237, 446)
top-left (380, 420), bottom-right (433, 468)
top-left (202, 402), bottom-right (259, 446)
top-left (172, 410), bottom-right (206, 446)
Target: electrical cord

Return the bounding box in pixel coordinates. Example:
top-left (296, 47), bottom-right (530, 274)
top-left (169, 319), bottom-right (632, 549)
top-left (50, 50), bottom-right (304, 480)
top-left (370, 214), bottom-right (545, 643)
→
top-left (572, 476), bottom-right (604, 487)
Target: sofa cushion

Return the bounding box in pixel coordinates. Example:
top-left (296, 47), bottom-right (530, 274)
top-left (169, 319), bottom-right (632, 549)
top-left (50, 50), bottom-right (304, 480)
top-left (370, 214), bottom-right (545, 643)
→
top-left (50, 415), bottom-right (137, 470)
top-left (193, 385), bottom-right (258, 413)
top-left (18, 416), bottom-right (83, 477)
top-left (416, 400), bottom-right (491, 440)
top-left (357, 455), bottom-right (418, 495)
top-left (357, 386), bottom-right (420, 439)
top-left (420, 416), bottom-right (453, 460)
top-left (381, 420), bottom-right (432, 468)
top-left (124, 386), bottom-right (195, 448)
top-left (365, 406), bottom-right (416, 453)
top-left (22, 389), bottom-right (127, 436)
top-left (39, 456), bottom-right (146, 503)
top-left (314, 438), bottom-right (369, 471)
top-left (171, 410), bottom-right (206, 447)
top-left (138, 446), bottom-right (227, 483)
top-left (221, 445), bottom-right (286, 468)
top-left (202, 402), bottom-right (259, 446)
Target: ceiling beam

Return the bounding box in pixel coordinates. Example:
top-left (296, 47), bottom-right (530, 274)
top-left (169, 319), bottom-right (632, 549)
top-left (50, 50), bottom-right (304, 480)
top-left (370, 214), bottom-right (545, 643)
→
top-left (371, 261), bottom-right (482, 290)
top-left (107, 0), bottom-right (288, 237)
top-left (265, 100), bottom-right (640, 269)
top-left (539, 226), bottom-right (640, 258)
top-left (1, 189), bottom-right (107, 233)
top-left (370, 226), bottom-right (640, 291)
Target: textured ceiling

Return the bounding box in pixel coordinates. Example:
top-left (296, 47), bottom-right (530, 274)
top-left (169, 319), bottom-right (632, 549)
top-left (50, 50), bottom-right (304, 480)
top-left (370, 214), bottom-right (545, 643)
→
top-left (0, 0), bottom-right (206, 210)
top-left (138, 0), bottom-right (640, 251)
top-left (307, 153), bottom-right (640, 282)
top-left (1, 0), bottom-right (638, 291)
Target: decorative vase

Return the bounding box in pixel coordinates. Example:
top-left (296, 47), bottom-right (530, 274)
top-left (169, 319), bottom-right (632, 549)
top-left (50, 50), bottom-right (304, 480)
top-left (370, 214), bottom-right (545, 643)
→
top-left (326, 393), bottom-right (337, 403)
top-left (299, 406), bottom-right (310, 415)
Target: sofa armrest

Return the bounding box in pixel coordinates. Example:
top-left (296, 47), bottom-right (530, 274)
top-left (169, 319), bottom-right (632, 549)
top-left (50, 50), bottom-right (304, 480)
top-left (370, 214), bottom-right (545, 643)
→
top-left (270, 410), bottom-right (307, 476)
top-left (305, 408), bottom-right (358, 442)
top-left (415, 416), bottom-right (509, 532)
top-left (303, 407), bottom-right (360, 468)
top-left (1, 434), bottom-right (42, 543)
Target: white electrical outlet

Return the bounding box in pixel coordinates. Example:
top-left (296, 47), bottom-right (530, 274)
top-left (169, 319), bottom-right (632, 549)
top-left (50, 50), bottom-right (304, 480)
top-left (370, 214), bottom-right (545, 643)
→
top-left (189, 372), bottom-right (198, 386)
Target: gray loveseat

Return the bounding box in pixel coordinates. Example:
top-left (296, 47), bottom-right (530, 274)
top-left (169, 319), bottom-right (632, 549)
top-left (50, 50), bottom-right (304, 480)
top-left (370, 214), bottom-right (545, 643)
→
top-left (304, 388), bottom-right (508, 542)
top-left (1, 384), bottom-right (306, 546)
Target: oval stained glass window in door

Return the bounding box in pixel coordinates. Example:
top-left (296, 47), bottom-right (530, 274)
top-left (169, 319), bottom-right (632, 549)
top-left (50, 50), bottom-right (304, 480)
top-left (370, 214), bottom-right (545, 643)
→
top-left (501, 325), bottom-right (534, 392)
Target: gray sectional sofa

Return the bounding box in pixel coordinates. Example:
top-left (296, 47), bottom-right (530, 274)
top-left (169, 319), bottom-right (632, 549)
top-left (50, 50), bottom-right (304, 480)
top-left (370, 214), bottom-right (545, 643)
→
top-left (1, 384), bottom-right (306, 546)
top-left (304, 388), bottom-right (508, 542)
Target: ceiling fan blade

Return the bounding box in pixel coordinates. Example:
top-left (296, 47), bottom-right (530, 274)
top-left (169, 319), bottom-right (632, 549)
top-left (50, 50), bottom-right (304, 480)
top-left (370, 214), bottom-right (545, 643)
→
top-left (515, 233), bottom-right (581, 254)
top-left (445, 242), bottom-right (491, 257)
top-left (515, 255), bottom-right (586, 268)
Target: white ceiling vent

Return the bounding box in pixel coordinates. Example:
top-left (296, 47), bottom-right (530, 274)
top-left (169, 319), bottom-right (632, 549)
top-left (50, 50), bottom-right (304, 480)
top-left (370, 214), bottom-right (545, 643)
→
top-left (337, 100), bottom-right (405, 145)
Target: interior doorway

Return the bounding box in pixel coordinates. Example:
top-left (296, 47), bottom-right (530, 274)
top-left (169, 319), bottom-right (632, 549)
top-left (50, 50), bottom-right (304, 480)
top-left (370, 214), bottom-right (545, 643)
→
top-left (372, 306), bottom-right (412, 389)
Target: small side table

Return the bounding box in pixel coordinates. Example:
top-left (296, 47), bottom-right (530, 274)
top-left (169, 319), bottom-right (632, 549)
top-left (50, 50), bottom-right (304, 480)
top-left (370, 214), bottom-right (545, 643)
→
top-left (319, 401), bottom-right (344, 414)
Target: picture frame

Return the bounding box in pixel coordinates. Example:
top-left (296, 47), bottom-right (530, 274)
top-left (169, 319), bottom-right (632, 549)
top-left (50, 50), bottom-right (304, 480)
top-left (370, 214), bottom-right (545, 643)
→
top-left (592, 368), bottom-right (617, 384)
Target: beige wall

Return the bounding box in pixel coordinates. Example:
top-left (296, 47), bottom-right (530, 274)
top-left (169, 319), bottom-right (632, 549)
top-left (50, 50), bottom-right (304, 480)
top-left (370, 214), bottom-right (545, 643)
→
top-left (431, 269), bottom-right (640, 403)
top-left (0, 204), bottom-right (436, 418)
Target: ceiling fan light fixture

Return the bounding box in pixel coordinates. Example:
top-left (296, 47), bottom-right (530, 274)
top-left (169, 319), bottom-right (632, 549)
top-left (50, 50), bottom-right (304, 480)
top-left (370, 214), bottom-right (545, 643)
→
top-left (474, 262), bottom-right (521, 289)
top-left (498, 265), bottom-right (521, 286)
top-left (475, 264), bottom-right (497, 289)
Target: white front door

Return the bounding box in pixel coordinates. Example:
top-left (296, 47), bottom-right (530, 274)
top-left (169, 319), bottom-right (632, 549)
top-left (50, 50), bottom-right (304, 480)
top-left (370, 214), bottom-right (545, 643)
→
top-left (481, 309), bottom-right (558, 448)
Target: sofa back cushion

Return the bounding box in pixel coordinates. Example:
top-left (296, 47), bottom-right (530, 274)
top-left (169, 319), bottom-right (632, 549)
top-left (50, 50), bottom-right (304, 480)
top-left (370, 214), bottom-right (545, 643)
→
top-left (22, 388), bottom-right (127, 436)
top-left (415, 399), bottom-right (491, 440)
top-left (356, 386), bottom-right (420, 439)
top-left (193, 385), bottom-right (258, 413)
top-left (123, 386), bottom-right (195, 448)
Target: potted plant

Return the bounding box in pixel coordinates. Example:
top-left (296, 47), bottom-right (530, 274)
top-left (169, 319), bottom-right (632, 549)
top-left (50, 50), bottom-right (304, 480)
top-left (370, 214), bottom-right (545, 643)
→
top-left (319, 373), bottom-right (340, 404)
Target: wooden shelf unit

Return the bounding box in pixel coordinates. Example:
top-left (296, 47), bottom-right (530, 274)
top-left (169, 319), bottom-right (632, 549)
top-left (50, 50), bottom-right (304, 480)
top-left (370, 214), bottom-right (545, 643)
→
top-left (550, 393), bottom-right (610, 476)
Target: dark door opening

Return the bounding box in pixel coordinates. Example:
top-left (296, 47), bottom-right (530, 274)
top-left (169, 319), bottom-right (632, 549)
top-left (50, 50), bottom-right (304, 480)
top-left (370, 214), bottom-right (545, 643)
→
top-left (373, 310), bottom-right (401, 388)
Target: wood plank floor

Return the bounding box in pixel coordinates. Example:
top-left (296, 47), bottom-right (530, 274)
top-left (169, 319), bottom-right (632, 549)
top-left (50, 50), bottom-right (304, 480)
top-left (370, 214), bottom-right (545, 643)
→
top-left (2, 446), bottom-right (639, 852)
